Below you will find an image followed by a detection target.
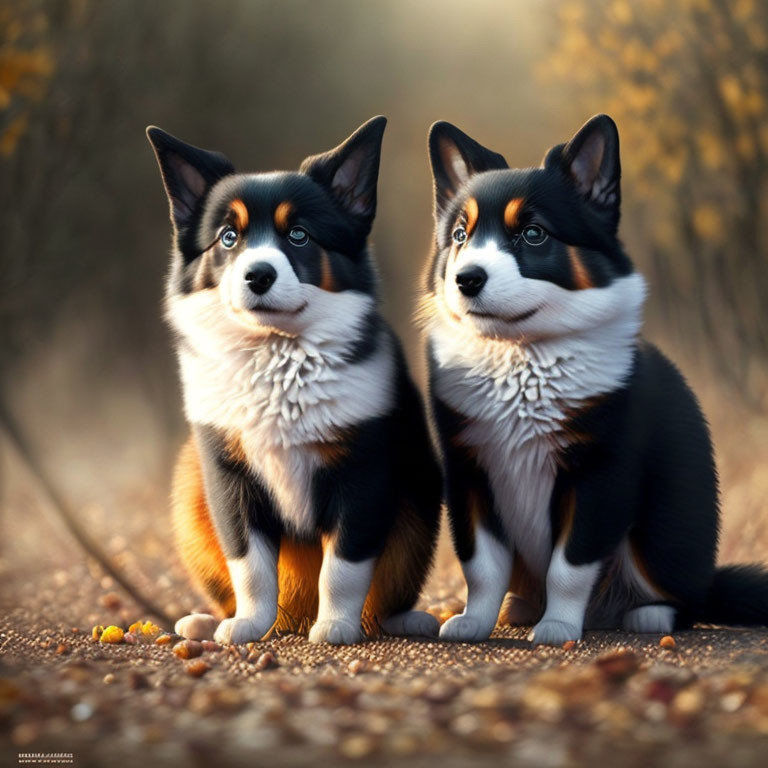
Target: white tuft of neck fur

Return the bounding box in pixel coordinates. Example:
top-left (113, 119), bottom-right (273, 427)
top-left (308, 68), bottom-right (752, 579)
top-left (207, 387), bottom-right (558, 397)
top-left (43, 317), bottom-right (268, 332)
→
top-left (428, 272), bottom-right (646, 435)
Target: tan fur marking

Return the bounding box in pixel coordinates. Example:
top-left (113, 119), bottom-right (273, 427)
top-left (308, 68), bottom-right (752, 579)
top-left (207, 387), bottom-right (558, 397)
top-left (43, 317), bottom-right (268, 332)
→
top-left (172, 439), bottom-right (434, 638)
top-left (229, 199), bottom-right (249, 232)
top-left (273, 201), bottom-right (294, 233)
top-left (503, 557), bottom-right (544, 621)
top-left (556, 487), bottom-right (577, 546)
top-left (274, 538), bottom-right (323, 633)
top-left (568, 245), bottom-right (594, 290)
top-left (171, 437), bottom-right (236, 618)
top-left (464, 197), bottom-right (479, 236)
top-left (312, 440), bottom-right (349, 467)
top-left (504, 198), bottom-right (525, 229)
top-left (319, 251), bottom-right (336, 292)
top-left (364, 504), bottom-right (436, 636)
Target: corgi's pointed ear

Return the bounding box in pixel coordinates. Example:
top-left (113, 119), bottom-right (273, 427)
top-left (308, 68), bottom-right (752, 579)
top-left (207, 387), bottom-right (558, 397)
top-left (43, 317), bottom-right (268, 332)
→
top-left (146, 126), bottom-right (234, 233)
top-left (428, 122), bottom-right (508, 213)
top-left (299, 116), bottom-right (387, 229)
top-left (546, 114), bottom-right (621, 223)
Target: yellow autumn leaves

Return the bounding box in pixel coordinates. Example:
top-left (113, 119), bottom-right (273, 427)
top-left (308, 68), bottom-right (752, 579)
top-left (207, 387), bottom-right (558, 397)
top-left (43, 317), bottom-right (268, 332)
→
top-left (540, 0), bottom-right (768, 253)
top-left (0, 2), bottom-right (54, 156)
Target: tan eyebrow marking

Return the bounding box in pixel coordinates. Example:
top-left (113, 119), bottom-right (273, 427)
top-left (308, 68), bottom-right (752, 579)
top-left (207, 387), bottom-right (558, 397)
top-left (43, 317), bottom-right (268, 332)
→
top-left (464, 197), bottom-right (479, 236)
top-left (274, 201), bottom-right (294, 233)
top-left (229, 199), bottom-right (249, 231)
top-left (504, 198), bottom-right (525, 229)
top-left (319, 251), bottom-right (336, 292)
top-left (568, 245), bottom-right (594, 290)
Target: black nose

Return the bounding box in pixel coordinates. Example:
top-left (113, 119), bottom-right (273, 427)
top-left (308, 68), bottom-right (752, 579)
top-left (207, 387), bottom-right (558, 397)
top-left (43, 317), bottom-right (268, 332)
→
top-left (245, 263), bottom-right (277, 295)
top-left (456, 266), bottom-right (488, 297)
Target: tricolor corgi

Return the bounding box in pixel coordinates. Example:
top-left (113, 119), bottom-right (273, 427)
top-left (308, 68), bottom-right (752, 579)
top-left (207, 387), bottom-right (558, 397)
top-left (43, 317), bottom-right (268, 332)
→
top-left (147, 117), bottom-right (441, 645)
top-left (421, 114), bottom-right (768, 645)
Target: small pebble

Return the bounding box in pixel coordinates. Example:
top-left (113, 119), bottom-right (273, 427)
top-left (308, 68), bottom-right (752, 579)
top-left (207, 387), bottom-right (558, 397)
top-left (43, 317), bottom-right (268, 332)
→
top-left (253, 652), bottom-right (279, 671)
top-left (562, 640), bottom-right (576, 651)
top-left (670, 687), bottom-right (705, 723)
top-left (155, 634), bottom-right (173, 646)
top-left (103, 673), bottom-right (116, 685)
top-left (348, 659), bottom-right (366, 676)
top-left (71, 702), bottom-right (94, 722)
top-left (339, 734), bottom-right (376, 759)
top-left (594, 649), bottom-right (639, 680)
top-left (102, 592), bottom-right (122, 611)
top-left (124, 632), bottom-right (138, 645)
top-left (55, 643), bottom-right (70, 655)
top-left (128, 671), bottom-right (150, 690)
top-left (174, 640), bottom-right (204, 660)
top-left (720, 690), bottom-right (747, 712)
top-left (201, 640), bottom-right (221, 652)
top-left (185, 660), bottom-right (210, 678)
top-left (660, 635), bottom-right (676, 649)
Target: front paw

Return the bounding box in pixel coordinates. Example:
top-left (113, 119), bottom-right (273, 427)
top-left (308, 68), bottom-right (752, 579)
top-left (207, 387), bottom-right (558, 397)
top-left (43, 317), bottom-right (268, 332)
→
top-left (528, 618), bottom-right (581, 646)
top-left (214, 617), bottom-right (271, 645)
top-left (175, 613), bottom-right (218, 641)
top-left (308, 619), bottom-right (364, 645)
top-left (439, 614), bottom-right (492, 642)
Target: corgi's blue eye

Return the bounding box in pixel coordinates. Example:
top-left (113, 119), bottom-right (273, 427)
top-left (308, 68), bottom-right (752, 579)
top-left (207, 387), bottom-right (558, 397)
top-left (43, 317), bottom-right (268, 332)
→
top-left (522, 225), bottom-right (547, 246)
top-left (453, 226), bottom-right (467, 245)
top-left (220, 227), bottom-right (238, 249)
top-left (288, 226), bottom-right (309, 247)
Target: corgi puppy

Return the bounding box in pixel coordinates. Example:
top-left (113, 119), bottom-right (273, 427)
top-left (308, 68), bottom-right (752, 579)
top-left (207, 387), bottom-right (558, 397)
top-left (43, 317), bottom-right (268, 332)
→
top-left (147, 117), bottom-right (441, 645)
top-left (421, 114), bottom-right (768, 645)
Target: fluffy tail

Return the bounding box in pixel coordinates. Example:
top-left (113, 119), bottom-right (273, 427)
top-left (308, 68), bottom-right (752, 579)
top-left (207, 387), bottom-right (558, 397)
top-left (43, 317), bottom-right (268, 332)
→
top-left (699, 564), bottom-right (768, 626)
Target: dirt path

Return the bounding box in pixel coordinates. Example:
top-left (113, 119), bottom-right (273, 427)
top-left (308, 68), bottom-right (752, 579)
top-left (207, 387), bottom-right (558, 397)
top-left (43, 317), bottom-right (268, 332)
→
top-left (3, 551), bottom-right (768, 768)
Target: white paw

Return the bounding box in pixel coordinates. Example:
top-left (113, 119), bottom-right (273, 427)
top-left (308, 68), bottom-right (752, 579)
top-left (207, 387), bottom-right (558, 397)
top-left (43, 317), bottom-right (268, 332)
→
top-left (623, 605), bottom-right (675, 633)
top-left (438, 614), bottom-right (492, 643)
top-left (308, 619), bottom-right (364, 645)
top-left (214, 617), bottom-right (271, 645)
top-left (528, 618), bottom-right (581, 646)
top-left (381, 610), bottom-right (440, 638)
top-left (174, 613), bottom-right (218, 641)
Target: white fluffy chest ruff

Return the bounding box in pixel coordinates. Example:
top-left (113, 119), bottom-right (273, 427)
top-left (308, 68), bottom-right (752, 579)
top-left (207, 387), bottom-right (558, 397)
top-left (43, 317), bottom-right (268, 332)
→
top-left (168, 290), bottom-right (395, 534)
top-left (429, 288), bottom-right (642, 579)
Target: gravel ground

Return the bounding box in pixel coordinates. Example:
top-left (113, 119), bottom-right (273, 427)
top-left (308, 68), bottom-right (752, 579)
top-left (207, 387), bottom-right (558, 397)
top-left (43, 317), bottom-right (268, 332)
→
top-left (3, 535), bottom-right (768, 767)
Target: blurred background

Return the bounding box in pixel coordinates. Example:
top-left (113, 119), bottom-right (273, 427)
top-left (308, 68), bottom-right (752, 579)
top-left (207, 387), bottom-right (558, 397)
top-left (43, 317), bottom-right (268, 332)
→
top-left (2, 0), bottom-right (768, 600)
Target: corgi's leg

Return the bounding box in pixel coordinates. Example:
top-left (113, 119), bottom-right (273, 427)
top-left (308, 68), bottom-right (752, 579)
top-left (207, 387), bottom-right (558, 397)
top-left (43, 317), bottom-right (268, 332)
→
top-left (529, 544), bottom-right (601, 646)
top-left (171, 438), bottom-right (236, 617)
top-left (623, 604), bottom-right (676, 633)
top-left (366, 502), bottom-right (441, 638)
top-left (214, 530), bottom-right (279, 644)
top-left (308, 548), bottom-right (374, 645)
top-left (440, 527), bottom-right (512, 642)
top-left (499, 593), bottom-right (541, 626)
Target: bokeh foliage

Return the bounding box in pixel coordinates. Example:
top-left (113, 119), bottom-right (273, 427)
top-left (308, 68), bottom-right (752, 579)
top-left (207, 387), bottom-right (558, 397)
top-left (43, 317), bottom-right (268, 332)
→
top-left (541, 0), bottom-right (768, 395)
top-left (0, 0), bottom-right (53, 156)
top-left (0, 0), bottom-right (766, 526)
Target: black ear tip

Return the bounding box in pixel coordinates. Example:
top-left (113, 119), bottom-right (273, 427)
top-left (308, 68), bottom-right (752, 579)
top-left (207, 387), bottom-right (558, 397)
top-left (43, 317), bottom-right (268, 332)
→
top-left (146, 125), bottom-right (173, 149)
top-left (428, 120), bottom-right (454, 139)
top-left (427, 121), bottom-right (461, 154)
top-left (587, 113), bottom-right (619, 137)
top-left (355, 115), bottom-right (387, 140)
